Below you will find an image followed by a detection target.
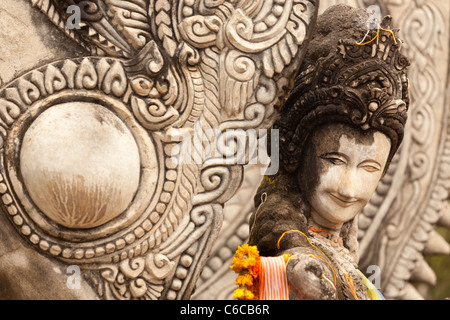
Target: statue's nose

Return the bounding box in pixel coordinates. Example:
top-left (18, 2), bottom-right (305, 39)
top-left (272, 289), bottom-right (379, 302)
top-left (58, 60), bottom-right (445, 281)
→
top-left (337, 168), bottom-right (358, 200)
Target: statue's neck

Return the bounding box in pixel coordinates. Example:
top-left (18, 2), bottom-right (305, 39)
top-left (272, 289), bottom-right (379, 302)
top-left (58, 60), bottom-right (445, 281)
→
top-left (307, 215), bottom-right (359, 267)
top-left (307, 218), bottom-right (343, 247)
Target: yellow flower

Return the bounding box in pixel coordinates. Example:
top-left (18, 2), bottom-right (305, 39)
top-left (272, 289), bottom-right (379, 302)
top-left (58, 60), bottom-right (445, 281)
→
top-left (232, 287), bottom-right (257, 300)
top-left (231, 246), bottom-right (260, 274)
top-left (230, 244), bottom-right (261, 300)
top-left (236, 273), bottom-right (254, 287)
top-left (232, 288), bottom-right (246, 299)
top-left (233, 244), bottom-right (258, 259)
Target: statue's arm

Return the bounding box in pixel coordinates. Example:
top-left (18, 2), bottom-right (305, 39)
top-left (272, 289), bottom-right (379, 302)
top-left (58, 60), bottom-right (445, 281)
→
top-left (283, 247), bottom-right (338, 300)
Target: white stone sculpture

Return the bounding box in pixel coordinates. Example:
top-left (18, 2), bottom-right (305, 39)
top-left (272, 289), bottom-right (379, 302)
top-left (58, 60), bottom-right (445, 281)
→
top-left (0, 0), bottom-right (319, 299)
top-left (195, 0), bottom-right (450, 300)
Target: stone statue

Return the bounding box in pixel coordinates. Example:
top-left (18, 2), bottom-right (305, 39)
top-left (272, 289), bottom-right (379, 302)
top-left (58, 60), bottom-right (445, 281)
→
top-left (196, 0), bottom-right (450, 301)
top-left (245, 4), bottom-right (410, 300)
top-left (0, 0), bottom-right (320, 299)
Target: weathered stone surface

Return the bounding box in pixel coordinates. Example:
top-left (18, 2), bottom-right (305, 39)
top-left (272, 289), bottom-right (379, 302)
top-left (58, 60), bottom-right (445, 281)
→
top-left (21, 102), bottom-right (141, 229)
top-left (195, 0), bottom-right (450, 300)
top-left (0, 0), bottom-right (319, 299)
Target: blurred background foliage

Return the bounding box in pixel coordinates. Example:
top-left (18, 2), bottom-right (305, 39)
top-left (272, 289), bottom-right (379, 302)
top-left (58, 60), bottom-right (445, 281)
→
top-left (425, 226), bottom-right (450, 300)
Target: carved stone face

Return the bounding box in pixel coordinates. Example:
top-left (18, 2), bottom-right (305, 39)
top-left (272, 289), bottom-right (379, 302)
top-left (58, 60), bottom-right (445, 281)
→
top-left (299, 123), bottom-right (391, 230)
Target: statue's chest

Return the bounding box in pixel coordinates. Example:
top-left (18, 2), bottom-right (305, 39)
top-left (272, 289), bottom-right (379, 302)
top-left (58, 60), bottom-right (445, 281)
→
top-left (312, 238), bottom-right (370, 300)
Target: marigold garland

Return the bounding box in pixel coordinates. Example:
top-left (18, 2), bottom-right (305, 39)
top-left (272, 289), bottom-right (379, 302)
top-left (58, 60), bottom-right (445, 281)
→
top-left (230, 244), bottom-right (261, 300)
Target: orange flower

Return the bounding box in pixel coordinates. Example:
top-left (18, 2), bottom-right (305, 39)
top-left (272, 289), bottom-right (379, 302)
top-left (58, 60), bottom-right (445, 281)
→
top-left (230, 244), bottom-right (261, 300)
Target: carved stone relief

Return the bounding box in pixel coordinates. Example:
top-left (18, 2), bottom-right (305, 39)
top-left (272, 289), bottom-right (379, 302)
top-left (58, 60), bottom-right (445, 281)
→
top-left (194, 0), bottom-right (450, 300)
top-left (1, 0), bottom-right (448, 301)
top-left (357, 0), bottom-right (450, 300)
top-left (0, 0), bottom-right (319, 299)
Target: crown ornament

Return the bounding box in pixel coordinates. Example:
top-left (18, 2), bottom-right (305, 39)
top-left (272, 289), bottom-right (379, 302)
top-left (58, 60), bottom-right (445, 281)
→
top-left (276, 14), bottom-right (410, 173)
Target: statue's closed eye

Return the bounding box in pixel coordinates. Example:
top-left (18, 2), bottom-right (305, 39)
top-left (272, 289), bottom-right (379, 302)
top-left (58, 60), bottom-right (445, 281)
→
top-left (358, 161), bottom-right (382, 173)
top-left (320, 153), bottom-right (382, 173)
top-left (320, 153), bottom-right (346, 166)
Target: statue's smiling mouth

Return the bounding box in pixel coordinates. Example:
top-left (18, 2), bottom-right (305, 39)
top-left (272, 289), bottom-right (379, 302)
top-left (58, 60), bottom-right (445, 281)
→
top-left (329, 193), bottom-right (359, 207)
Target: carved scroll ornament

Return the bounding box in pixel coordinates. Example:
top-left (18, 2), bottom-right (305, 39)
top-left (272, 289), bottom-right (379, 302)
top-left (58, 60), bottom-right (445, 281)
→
top-left (0, 0), bottom-right (318, 299)
top-left (194, 0), bottom-right (450, 300)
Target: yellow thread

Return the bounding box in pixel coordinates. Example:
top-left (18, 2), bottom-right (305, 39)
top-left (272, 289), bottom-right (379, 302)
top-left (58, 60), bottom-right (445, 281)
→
top-left (356, 26), bottom-right (379, 45)
top-left (308, 254), bottom-right (337, 287)
top-left (322, 274), bottom-right (336, 291)
top-left (345, 272), bottom-right (359, 300)
top-left (250, 192), bottom-right (268, 234)
top-left (277, 230), bottom-right (325, 257)
top-left (285, 254), bottom-right (298, 266)
top-left (356, 24), bottom-right (397, 46)
top-left (355, 29), bottom-right (371, 45)
top-left (261, 192), bottom-right (268, 203)
top-left (277, 230), bottom-right (336, 286)
top-left (379, 25), bottom-right (397, 44)
top-left (282, 253), bottom-right (291, 264)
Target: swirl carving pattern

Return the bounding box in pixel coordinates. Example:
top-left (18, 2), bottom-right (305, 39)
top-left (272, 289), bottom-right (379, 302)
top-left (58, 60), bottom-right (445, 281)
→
top-left (0, 0), bottom-right (319, 300)
top-left (194, 0), bottom-right (450, 300)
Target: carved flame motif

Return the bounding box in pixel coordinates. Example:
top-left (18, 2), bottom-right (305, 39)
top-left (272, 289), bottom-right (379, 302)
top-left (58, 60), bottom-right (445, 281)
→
top-left (0, 0), bottom-right (319, 299)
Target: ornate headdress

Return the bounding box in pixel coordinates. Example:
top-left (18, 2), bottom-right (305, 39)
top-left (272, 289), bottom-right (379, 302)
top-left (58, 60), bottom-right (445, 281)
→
top-left (275, 5), bottom-right (410, 173)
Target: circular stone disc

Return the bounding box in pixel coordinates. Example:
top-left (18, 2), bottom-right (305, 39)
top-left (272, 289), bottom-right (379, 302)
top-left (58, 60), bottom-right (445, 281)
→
top-left (20, 102), bottom-right (141, 229)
